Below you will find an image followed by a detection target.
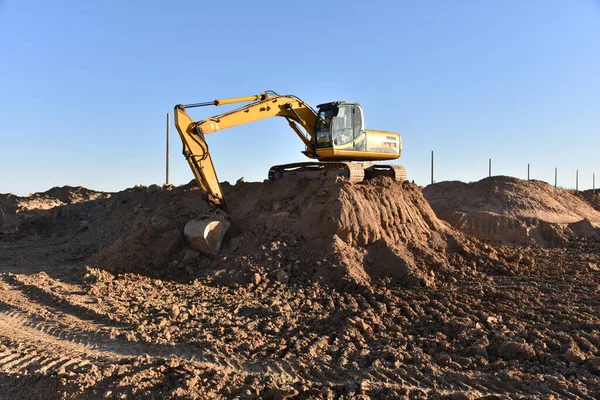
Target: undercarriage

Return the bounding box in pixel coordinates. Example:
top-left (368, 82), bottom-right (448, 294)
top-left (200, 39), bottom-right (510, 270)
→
top-left (268, 162), bottom-right (407, 183)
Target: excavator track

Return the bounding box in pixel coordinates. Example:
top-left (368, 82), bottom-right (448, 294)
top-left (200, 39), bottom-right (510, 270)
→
top-left (268, 162), bottom-right (406, 183)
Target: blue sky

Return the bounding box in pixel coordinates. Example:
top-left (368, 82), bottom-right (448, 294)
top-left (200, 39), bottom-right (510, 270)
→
top-left (1, 0), bottom-right (599, 195)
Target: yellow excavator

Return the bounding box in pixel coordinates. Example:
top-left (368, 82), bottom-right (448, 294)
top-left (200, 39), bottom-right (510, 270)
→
top-left (174, 90), bottom-right (406, 255)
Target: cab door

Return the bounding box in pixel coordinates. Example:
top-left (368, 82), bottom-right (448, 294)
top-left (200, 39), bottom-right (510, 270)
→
top-left (331, 105), bottom-right (354, 148)
top-left (351, 104), bottom-right (366, 151)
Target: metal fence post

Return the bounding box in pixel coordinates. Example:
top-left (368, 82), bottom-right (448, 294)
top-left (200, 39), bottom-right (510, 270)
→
top-left (555, 167), bottom-right (557, 188)
top-left (431, 151), bottom-right (434, 185)
top-left (489, 159), bottom-right (491, 177)
top-left (166, 113), bottom-right (170, 185)
top-left (527, 163), bottom-right (530, 181)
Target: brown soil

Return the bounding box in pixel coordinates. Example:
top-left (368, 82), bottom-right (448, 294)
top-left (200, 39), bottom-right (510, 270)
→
top-left (6, 178), bottom-right (485, 289)
top-left (423, 176), bottom-right (600, 246)
top-left (577, 189), bottom-right (600, 212)
top-left (1, 178), bottom-right (599, 399)
top-left (0, 186), bottom-right (109, 235)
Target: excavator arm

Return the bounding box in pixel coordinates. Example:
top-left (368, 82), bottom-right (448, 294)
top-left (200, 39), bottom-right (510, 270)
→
top-left (174, 91), bottom-right (319, 208)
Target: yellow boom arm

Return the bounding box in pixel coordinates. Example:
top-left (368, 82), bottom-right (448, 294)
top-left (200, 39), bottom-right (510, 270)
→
top-left (174, 91), bottom-right (318, 207)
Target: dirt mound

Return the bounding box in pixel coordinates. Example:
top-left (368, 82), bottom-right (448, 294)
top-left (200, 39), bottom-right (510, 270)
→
top-left (85, 183), bottom-right (213, 275)
top-left (423, 176), bottom-right (600, 246)
top-left (0, 186), bottom-right (109, 235)
top-left (577, 189), bottom-right (600, 212)
top-left (42, 185), bottom-right (105, 204)
top-left (216, 177), bottom-right (488, 288)
top-left (7, 178), bottom-right (491, 289)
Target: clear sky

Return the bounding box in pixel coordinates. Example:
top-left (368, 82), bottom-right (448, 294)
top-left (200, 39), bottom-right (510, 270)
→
top-left (1, 0), bottom-right (599, 195)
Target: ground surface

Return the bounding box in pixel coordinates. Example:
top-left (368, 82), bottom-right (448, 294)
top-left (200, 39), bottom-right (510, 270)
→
top-left (0, 178), bottom-right (599, 399)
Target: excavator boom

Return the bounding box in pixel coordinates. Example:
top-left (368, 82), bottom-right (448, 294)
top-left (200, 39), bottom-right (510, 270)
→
top-left (174, 91), bottom-right (319, 207)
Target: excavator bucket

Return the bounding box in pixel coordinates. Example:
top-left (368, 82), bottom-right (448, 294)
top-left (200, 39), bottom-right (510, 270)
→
top-left (184, 217), bottom-right (230, 256)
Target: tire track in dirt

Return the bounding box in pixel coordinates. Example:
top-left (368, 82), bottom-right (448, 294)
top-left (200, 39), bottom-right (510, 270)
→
top-left (0, 273), bottom-right (295, 382)
top-left (0, 304), bottom-right (240, 372)
top-left (0, 309), bottom-right (100, 377)
top-left (0, 273), bottom-right (449, 397)
top-left (0, 275), bottom-right (238, 373)
top-left (0, 272), bottom-right (326, 384)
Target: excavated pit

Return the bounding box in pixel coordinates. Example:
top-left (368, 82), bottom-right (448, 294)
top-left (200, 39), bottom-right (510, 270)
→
top-left (423, 176), bottom-right (600, 246)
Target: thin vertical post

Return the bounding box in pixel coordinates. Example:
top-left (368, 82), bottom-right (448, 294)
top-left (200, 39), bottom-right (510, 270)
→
top-left (594, 173), bottom-right (596, 194)
top-left (576, 170), bottom-right (579, 194)
top-left (527, 163), bottom-right (530, 181)
top-left (555, 167), bottom-right (557, 188)
top-left (489, 158), bottom-right (492, 177)
top-left (431, 151), bottom-right (434, 185)
top-left (166, 113), bottom-right (170, 185)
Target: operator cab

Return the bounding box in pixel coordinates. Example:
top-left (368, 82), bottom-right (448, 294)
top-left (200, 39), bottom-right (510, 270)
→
top-left (315, 102), bottom-right (365, 151)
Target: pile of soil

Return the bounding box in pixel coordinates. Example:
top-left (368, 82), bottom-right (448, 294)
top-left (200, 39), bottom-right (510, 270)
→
top-left (577, 189), bottom-right (600, 212)
top-left (217, 176), bottom-right (493, 288)
top-left (0, 186), bottom-right (108, 234)
top-left (3, 177), bottom-right (491, 289)
top-left (423, 176), bottom-right (600, 246)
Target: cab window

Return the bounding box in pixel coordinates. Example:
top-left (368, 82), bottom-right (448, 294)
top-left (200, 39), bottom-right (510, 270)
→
top-left (315, 108), bottom-right (335, 148)
top-left (331, 105), bottom-right (354, 146)
top-left (316, 109), bottom-right (335, 132)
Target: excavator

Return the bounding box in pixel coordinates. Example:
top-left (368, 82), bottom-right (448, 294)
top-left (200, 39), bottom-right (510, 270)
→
top-left (173, 90), bottom-right (406, 255)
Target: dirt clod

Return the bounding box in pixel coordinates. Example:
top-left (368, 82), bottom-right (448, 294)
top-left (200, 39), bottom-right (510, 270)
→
top-left (564, 347), bottom-right (586, 363)
top-left (450, 393), bottom-right (472, 400)
top-left (498, 341), bottom-right (536, 360)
